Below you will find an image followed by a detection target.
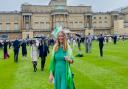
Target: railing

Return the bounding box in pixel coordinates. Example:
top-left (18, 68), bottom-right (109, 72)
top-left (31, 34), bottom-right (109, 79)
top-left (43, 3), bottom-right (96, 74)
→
top-left (51, 9), bottom-right (69, 15)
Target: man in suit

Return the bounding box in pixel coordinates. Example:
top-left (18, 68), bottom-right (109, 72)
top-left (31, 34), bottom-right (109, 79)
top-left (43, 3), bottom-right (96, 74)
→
top-left (21, 40), bottom-right (27, 60)
top-left (113, 35), bottom-right (117, 45)
top-left (13, 38), bottom-right (20, 63)
top-left (98, 34), bottom-right (104, 57)
top-left (38, 39), bottom-right (49, 71)
top-left (77, 38), bottom-right (81, 51)
top-left (84, 33), bottom-right (92, 53)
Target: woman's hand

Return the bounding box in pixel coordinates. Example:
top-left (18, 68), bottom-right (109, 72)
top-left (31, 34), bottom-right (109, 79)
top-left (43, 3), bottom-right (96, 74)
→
top-left (65, 56), bottom-right (73, 64)
top-left (49, 73), bottom-right (53, 83)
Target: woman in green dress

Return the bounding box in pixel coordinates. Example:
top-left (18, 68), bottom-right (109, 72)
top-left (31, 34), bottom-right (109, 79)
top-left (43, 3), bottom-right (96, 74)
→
top-left (49, 31), bottom-right (75, 89)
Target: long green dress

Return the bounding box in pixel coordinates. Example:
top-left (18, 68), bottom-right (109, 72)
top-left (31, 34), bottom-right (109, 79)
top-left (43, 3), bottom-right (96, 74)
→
top-left (50, 44), bottom-right (75, 89)
top-left (54, 46), bottom-right (67, 89)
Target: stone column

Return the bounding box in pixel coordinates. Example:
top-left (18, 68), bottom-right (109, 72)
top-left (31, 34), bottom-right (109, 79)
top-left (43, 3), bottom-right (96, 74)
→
top-left (51, 15), bottom-right (54, 32)
top-left (54, 15), bottom-right (56, 27)
top-left (63, 14), bottom-right (65, 28)
top-left (29, 15), bottom-right (31, 29)
top-left (84, 15), bottom-right (87, 28)
top-left (66, 14), bottom-right (68, 28)
top-left (22, 16), bottom-right (24, 29)
top-left (89, 15), bottom-right (92, 28)
top-left (23, 15), bottom-right (25, 29)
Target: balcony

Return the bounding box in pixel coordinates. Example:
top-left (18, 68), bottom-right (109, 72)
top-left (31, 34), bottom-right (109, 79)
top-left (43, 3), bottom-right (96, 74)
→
top-left (51, 9), bottom-right (69, 15)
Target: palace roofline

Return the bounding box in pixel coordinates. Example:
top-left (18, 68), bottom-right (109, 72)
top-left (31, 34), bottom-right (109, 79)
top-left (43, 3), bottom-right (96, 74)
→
top-left (0, 11), bottom-right (20, 14)
top-left (21, 4), bottom-right (91, 7)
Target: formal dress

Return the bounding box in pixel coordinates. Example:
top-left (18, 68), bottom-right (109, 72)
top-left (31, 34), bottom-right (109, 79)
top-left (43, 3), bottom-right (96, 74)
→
top-left (54, 47), bottom-right (67, 89)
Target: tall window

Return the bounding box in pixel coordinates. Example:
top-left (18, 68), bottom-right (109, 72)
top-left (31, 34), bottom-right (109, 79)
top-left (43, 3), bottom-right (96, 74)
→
top-left (46, 22), bottom-right (50, 30)
top-left (6, 16), bottom-right (10, 23)
top-left (40, 22), bottom-right (44, 29)
top-left (14, 16), bottom-right (18, 23)
top-left (34, 22), bottom-right (39, 29)
top-left (79, 21), bottom-right (84, 28)
top-left (14, 23), bottom-right (19, 30)
top-left (6, 24), bottom-right (10, 30)
top-left (0, 24), bottom-right (2, 30)
top-left (70, 22), bottom-right (73, 28)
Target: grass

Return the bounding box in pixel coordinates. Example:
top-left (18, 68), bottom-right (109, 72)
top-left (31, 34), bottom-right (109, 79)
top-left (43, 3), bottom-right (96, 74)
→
top-left (0, 40), bottom-right (128, 89)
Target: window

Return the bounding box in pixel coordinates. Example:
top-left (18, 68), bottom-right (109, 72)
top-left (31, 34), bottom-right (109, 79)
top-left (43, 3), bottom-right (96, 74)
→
top-left (14, 16), bottom-right (18, 23)
top-left (70, 22), bottom-right (73, 28)
top-left (93, 22), bottom-right (96, 24)
top-left (79, 21), bottom-right (82, 24)
top-left (6, 23), bottom-right (10, 30)
top-left (14, 24), bottom-right (19, 30)
top-left (40, 22), bottom-right (44, 29)
top-left (0, 24), bottom-right (2, 30)
top-left (35, 22), bottom-right (38, 24)
top-left (26, 23), bottom-right (29, 30)
top-left (99, 17), bottom-right (102, 19)
top-left (124, 22), bottom-right (128, 27)
top-left (34, 22), bottom-right (39, 29)
top-left (93, 17), bottom-right (96, 19)
top-left (79, 22), bottom-right (84, 28)
top-left (99, 21), bottom-right (102, 23)
top-left (46, 22), bottom-right (50, 29)
top-left (75, 22), bottom-right (78, 24)
top-left (6, 16), bottom-right (10, 23)
top-left (104, 21), bottom-right (107, 23)
top-left (46, 22), bottom-right (50, 24)
top-left (25, 16), bottom-right (29, 23)
top-left (105, 17), bottom-right (107, 19)
top-left (70, 22), bottom-right (73, 24)
top-left (40, 22), bottom-right (44, 24)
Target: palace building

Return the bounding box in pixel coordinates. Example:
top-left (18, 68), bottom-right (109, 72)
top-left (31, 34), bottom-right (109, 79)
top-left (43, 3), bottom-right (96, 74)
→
top-left (0, 0), bottom-right (128, 39)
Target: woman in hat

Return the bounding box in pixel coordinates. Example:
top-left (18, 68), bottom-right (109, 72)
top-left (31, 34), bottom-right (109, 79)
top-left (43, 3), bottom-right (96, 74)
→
top-left (49, 31), bottom-right (75, 89)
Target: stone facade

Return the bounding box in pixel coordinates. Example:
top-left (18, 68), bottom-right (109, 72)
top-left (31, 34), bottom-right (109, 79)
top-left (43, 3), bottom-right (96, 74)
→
top-left (0, 12), bottom-right (22, 39)
top-left (0, 0), bottom-right (128, 40)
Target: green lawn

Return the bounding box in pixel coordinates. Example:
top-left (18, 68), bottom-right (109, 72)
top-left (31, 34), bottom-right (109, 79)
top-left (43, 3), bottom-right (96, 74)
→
top-left (0, 40), bottom-right (128, 89)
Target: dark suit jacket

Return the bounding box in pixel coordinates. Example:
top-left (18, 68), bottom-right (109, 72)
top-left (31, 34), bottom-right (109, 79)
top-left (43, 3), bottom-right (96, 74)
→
top-left (98, 36), bottom-right (104, 46)
top-left (13, 40), bottom-right (20, 51)
top-left (38, 44), bottom-right (49, 58)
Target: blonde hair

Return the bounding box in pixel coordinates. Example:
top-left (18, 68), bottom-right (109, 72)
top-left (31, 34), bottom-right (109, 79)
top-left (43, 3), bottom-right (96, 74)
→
top-left (54, 31), bottom-right (68, 52)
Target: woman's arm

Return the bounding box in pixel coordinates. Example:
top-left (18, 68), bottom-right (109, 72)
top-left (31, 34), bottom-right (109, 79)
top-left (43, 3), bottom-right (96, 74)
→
top-left (49, 72), bottom-right (53, 83)
top-left (65, 56), bottom-right (74, 64)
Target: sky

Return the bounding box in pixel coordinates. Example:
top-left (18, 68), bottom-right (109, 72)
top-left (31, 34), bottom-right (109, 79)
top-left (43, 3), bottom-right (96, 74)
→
top-left (0, 0), bottom-right (128, 12)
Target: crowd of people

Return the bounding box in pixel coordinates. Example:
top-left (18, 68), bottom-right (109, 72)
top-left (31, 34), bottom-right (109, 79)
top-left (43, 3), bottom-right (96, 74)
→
top-left (0, 38), bottom-right (53, 72)
top-left (0, 33), bottom-right (126, 63)
top-left (0, 31), bottom-right (127, 89)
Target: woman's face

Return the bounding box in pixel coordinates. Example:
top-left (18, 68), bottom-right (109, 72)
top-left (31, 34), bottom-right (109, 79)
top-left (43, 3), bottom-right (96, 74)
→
top-left (58, 32), bottom-right (65, 44)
